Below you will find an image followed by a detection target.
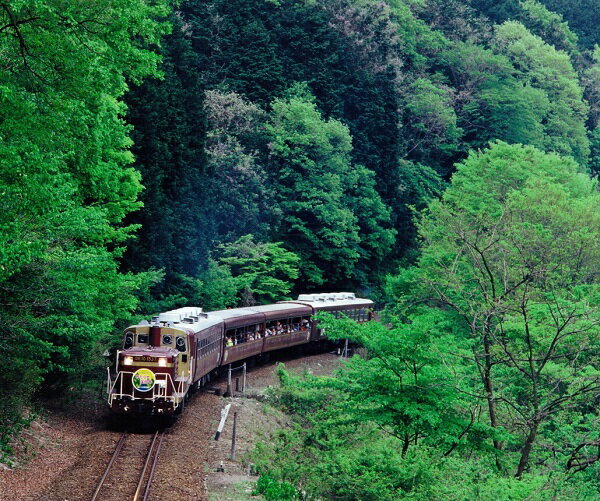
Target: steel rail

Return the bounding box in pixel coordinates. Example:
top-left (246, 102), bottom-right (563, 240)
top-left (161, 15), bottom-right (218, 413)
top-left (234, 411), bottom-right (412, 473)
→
top-left (142, 431), bottom-right (165, 501)
top-left (132, 430), bottom-right (164, 501)
top-left (90, 432), bottom-right (128, 501)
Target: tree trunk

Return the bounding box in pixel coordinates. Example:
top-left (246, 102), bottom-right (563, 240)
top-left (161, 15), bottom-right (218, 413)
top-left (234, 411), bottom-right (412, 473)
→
top-left (516, 422), bottom-right (539, 478)
top-left (482, 333), bottom-right (501, 451)
top-left (402, 433), bottom-right (410, 458)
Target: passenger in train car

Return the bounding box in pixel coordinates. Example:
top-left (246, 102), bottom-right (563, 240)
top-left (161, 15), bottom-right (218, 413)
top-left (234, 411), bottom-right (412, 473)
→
top-left (226, 337), bottom-right (233, 347)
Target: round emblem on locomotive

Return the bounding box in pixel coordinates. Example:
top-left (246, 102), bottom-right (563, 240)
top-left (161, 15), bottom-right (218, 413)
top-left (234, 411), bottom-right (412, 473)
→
top-left (132, 368), bottom-right (155, 392)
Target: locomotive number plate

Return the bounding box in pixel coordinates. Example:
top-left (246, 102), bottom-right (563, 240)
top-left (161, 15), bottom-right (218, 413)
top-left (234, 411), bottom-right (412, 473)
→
top-left (134, 356), bottom-right (157, 362)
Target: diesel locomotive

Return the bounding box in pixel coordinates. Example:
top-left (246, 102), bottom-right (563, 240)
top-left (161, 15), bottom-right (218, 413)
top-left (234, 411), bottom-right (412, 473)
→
top-left (107, 292), bottom-right (373, 415)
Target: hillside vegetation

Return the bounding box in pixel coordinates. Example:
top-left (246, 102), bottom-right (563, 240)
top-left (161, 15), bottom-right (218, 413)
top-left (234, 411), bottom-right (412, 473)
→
top-left (0, 0), bottom-right (598, 493)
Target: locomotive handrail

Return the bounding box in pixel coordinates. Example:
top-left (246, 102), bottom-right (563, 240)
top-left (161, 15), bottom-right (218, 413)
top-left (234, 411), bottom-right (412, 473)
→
top-left (107, 369), bottom-right (186, 409)
top-left (106, 367), bottom-right (111, 396)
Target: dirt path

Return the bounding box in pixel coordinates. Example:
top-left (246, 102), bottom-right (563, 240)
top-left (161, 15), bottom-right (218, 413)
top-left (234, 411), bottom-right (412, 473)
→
top-left (0, 352), bottom-right (342, 501)
top-left (203, 352), bottom-right (342, 500)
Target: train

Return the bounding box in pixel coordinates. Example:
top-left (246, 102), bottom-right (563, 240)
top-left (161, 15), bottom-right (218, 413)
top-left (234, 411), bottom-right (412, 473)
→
top-left (107, 292), bottom-right (373, 415)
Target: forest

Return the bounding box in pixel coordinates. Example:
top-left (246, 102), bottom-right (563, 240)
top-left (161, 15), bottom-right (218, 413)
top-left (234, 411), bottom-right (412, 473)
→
top-left (0, 0), bottom-right (598, 498)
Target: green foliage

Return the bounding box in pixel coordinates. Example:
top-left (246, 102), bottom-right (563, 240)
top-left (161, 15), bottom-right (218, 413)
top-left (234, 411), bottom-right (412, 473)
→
top-left (122, 0), bottom-right (600, 302)
top-left (253, 473), bottom-right (298, 501)
top-left (167, 236), bottom-right (301, 309)
top-left (415, 142), bottom-right (600, 476)
top-left (217, 235), bottom-right (300, 304)
top-left (4, 0), bottom-right (600, 481)
top-left (181, 0), bottom-right (408, 268)
top-left (0, 328), bottom-right (46, 453)
top-left (539, 0), bottom-right (600, 49)
top-left (251, 142), bottom-right (600, 499)
top-left (404, 78), bottom-right (462, 167)
top-left (471, 0), bottom-right (599, 50)
top-left (267, 90), bottom-right (394, 285)
top-left (126, 0), bottom-right (600, 295)
top-left (492, 21), bottom-right (590, 163)
top-left (519, 0), bottom-right (579, 53)
top-left (589, 127), bottom-right (600, 177)
top-left (0, 0), bottom-right (168, 438)
top-left (318, 312), bottom-right (493, 457)
top-left (255, 341), bottom-right (599, 499)
top-left (444, 41), bottom-right (548, 150)
top-left (181, 261), bottom-right (240, 311)
top-left (202, 90), bottom-right (273, 244)
top-left (123, 13), bottom-right (207, 280)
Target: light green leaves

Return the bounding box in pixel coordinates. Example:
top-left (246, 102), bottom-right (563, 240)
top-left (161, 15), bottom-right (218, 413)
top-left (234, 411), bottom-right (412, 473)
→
top-left (0, 0), bottom-right (169, 433)
top-left (267, 90), bottom-right (394, 284)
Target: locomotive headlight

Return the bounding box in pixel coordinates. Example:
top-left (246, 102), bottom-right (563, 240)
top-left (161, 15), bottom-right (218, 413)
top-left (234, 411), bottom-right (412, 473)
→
top-left (123, 356), bottom-right (134, 366)
top-left (158, 357), bottom-right (167, 367)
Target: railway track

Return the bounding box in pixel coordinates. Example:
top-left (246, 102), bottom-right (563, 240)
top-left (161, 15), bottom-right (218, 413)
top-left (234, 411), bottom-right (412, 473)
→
top-left (91, 430), bottom-right (165, 501)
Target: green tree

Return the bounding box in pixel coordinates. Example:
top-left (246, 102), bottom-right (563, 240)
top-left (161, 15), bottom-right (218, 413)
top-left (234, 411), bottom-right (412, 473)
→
top-left (181, 0), bottom-right (407, 263)
top-left (492, 21), bottom-right (590, 163)
top-left (267, 89), bottom-right (394, 286)
top-left (202, 90), bottom-right (273, 244)
top-left (267, 90), bottom-right (360, 285)
top-left (317, 311), bottom-right (489, 459)
top-left (519, 0), bottom-right (579, 54)
top-left (541, 0), bottom-right (600, 49)
top-left (345, 164), bottom-right (397, 283)
top-left (217, 235), bottom-right (300, 305)
top-left (404, 77), bottom-right (462, 169)
top-left (124, 12), bottom-right (207, 281)
top-left (442, 42), bottom-right (548, 151)
top-left (251, 142), bottom-right (600, 500)
top-left (174, 261), bottom-right (240, 311)
top-left (414, 142), bottom-right (600, 476)
top-left (0, 0), bottom-right (168, 436)
top-left (583, 46), bottom-right (600, 176)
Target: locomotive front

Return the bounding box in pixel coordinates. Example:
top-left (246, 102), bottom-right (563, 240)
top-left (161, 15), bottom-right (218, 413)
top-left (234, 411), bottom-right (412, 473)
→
top-left (107, 310), bottom-right (197, 415)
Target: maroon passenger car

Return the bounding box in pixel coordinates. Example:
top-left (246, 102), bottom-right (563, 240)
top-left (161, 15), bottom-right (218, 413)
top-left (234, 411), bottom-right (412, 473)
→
top-left (107, 293), bottom-right (373, 415)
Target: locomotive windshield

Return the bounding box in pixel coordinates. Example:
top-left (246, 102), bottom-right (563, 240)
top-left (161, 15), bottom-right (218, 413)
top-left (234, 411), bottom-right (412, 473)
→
top-left (176, 336), bottom-right (186, 352)
top-left (137, 334), bottom-right (148, 344)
